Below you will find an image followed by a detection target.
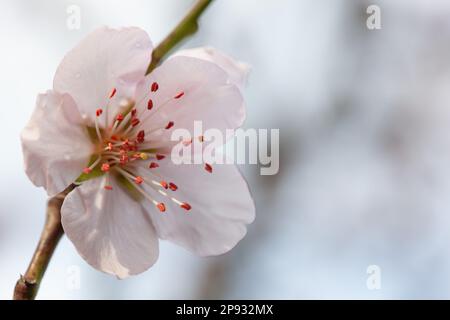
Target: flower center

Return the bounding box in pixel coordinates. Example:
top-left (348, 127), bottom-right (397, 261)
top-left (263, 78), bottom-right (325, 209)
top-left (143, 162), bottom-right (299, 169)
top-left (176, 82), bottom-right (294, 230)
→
top-left (79, 83), bottom-right (200, 214)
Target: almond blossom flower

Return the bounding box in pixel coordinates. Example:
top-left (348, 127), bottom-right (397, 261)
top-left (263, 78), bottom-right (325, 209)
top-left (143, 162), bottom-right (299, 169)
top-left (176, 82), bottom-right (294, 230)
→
top-left (21, 27), bottom-right (255, 278)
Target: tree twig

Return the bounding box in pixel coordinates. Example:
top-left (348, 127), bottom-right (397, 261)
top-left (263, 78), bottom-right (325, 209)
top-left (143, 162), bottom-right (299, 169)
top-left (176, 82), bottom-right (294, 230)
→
top-left (13, 0), bottom-right (215, 300)
top-left (13, 184), bottom-right (75, 300)
top-left (146, 0), bottom-right (214, 74)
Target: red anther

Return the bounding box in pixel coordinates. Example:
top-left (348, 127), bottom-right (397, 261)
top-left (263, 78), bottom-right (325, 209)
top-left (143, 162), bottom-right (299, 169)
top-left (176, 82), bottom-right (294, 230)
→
top-left (182, 139), bottom-right (192, 146)
top-left (169, 182), bottom-right (178, 191)
top-left (111, 135), bottom-right (119, 141)
top-left (204, 163), bottom-right (213, 173)
top-left (160, 181), bottom-right (168, 189)
top-left (137, 130), bottom-right (145, 143)
top-left (101, 163), bottom-right (110, 172)
top-left (149, 162), bottom-right (159, 169)
top-left (96, 108), bottom-right (103, 117)
top-left (83, 167), bottom-right (92, 174)
top-left (157, 203), bottom-right (166, 212)
top-left (104, 185), bottom-right (113, 190)
top-left (156, 154), bottom-right (165, 161)
top-left (165, 121), bottom-right (174, 130)
top-left (109, 88), bottom-right (117, 98)
top-left (174, 92), bottom-right (185, 99)
top-left (134, 176), bottom-right (144, 184)
top-left (131, 108), bottom-right (137, 117)
top-left (151, 82), bottom-right (159, 92)
top-left (131, 118), bottom-right (140, 127)
top-left (180, 203), bottom-right (192, 211)
top-left (147, 99), bottom-right (153, 110)
top-left (116, 114), bottom-right (124, 121)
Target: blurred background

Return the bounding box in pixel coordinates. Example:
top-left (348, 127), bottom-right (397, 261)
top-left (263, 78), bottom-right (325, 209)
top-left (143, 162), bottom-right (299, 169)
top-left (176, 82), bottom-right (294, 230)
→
top-left (2, 0), bottom-right (450, 299)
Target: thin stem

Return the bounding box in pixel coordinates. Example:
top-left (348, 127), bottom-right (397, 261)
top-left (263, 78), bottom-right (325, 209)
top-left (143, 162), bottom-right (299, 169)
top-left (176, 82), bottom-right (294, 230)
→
top-left (13, 184), bottom-right (75, 300)
top-left (146, 0), bottom-right (215, 74)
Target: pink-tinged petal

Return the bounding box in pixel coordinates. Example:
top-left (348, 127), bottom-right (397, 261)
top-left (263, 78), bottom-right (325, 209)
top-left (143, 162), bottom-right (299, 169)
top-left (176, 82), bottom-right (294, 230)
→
top-left (172, 46), bottom-right (251, 90)
top-left (133, 160), bottom-right (255, 256)
top-left (61, 177), bottom-right (159, 278)
top-left (21, 91), bottom-right (92, 197)
top-left (135, 56), bottom-right (246, 146)
top-left (54, 27), bottom-right (152, 124)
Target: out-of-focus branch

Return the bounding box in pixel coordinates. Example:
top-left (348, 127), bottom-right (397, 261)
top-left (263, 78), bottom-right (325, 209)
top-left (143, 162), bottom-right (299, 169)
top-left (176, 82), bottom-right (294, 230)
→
top-left (146, 0), bottom-right (214, 74)
top-left (13, 185), bottom-right (75, 300)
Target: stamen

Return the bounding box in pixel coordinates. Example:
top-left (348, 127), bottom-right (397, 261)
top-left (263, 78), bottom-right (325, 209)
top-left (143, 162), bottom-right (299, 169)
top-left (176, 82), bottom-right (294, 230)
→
top-left (82, 157), bottom-right (101, 175)
top-left (160, 181), bottom-right (168, 189)
top-left (114, 111), bottom-right (133, 134)
top-left (137, 130), bottom-right (145, 143)
top-left (135, 94), bottom-right (181, 130)
top-left (165, 121), bottom-right (174, 130)
top-left (157, 203), bottom-right (166, 212)
top-left (101, 163), bottom-right (110, 172)
top-left (174, 92), bottom-right (185, 99)
top-left (131, 118), bottom-right (140, 127)
top-left (151, 82), bottom-right (159, 92)
top-left (180, 203), bottom-right (192, 211)
top-left (96, 108), bottom-right (103, 117)
top-left (169, 182), bottom-right (178, 191)
top-left (104, 173), bottom-right (113, 190)
top-left (115, 167), bottom-right (166, 212)
top-left (94, 113), bottom-right (102, 141)
top-left (109, 88), bottom-right (117, 98)
top-left (205, 163), bottom-right (213, 173)
top-left (149, 162), bottom-right (159, 169)
top-left (134, 176), bottom-right (144, 185)
top-left (83, 168), bottom-right (92, 174)
top-left (147, 99), bottom-right (153, 110)
top-left (139, 153), bottom-right (149, 160)
top-left (156, 154), bottom-right (165, 161)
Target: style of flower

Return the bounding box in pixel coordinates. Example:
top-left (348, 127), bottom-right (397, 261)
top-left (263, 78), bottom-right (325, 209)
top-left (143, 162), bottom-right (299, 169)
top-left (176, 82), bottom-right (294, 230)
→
top-left (21, 27), bottom-right (255, 278)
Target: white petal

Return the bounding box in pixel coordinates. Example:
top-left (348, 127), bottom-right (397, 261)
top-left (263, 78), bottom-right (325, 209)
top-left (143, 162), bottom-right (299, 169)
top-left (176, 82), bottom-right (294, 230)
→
top-left (61, 176), bottom-right (159, 278)
top-left (172, 46), bottom-right (251, 90)
top-left (134, 56), bottom-right (246, 146)
top-left (133, 161), bottom-right (255, 256)
top-left (54, 26), bottom-right (152, 124)
top-left (21, 91), bottom-right (92, 197)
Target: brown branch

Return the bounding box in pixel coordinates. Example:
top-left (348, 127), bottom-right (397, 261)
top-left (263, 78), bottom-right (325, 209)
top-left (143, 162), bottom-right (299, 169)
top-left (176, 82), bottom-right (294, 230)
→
top-left (13, 184), bottom-right (75, 300)
top-left (146, 0), bottom-right (215, 74)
